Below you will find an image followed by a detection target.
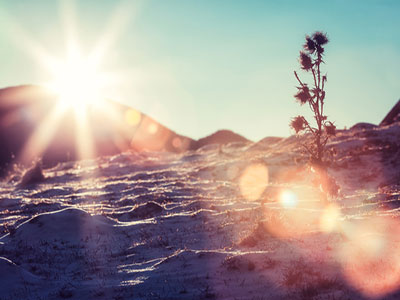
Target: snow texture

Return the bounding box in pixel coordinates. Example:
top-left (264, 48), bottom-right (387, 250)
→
top-left (0, 123), bottom-right (400, 299)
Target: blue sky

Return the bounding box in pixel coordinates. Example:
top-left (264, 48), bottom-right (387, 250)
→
top-left (0, 0), bottom-right (399, 140)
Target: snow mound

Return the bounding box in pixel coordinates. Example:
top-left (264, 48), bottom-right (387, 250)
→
top-left (350, 122), bottom-right (378, 131)
top-left (0, 208), bottom-right (117, 245)
top-left (0, 208), bottom-right (131, 298)
top-left (118, 201), bottom-right (164, 221)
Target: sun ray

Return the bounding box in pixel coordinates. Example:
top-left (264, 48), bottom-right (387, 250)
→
top-left (1, 0), bottom-right (146, 172)
top-left (59, 0), bottom-right (80, 54)
top-left (0, 10), bottom-right (58, 73)
top-left (91, 100), bottom-right (139, 153)
top-left (18, 103), bottom-right (68, 165)
top-left (88, 1), bottom-right (137, 67)
top-left (74, 107), bottom-right (96, 161)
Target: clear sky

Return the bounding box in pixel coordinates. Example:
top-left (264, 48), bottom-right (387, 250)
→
top-left (0, 0), bottom-right (399, 141)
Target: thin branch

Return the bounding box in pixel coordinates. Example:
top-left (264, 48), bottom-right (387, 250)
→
top-left (311, 69), bottom-right (318, 94)
top-left (321, 74), bottom-right (326, 91)
top-left (317, 53), bottom-right (321, 89)
top-left (303, 118), bottom-right (316, 134)
top-left (321, 75), bottom-right (327, 117)
top-left (321, 135), bottom-right (329, 148)
top-left (294, 71), bottom-right (305, 87)
top-left (308, 101), bottom-right (315, 113)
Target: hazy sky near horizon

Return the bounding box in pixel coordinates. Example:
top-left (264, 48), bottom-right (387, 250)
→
top-left (0, 0), bottom-right (399, 141)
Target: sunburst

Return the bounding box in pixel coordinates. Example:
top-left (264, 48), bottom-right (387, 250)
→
top-left (4, 0), bottom-right (138, 163)
top-left (45, 48), bottom-right (107, 112)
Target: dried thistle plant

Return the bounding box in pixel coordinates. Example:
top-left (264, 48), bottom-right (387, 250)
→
top-left (291, 32), bottom-right (339, 198)
top-left (291, 31), bottom-right (336, 167)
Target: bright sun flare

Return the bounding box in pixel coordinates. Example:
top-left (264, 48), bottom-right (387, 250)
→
top-left (6, 0), bottom-right (138, 164)
top-left (46, 52), bottom-right (106, 110)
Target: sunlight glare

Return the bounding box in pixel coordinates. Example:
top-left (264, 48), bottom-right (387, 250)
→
top-left (338, 216), bottom-right (400, 298)
top-left (279, 190), bottom-right (298, 208)
top-left (130, 116), bottom-right (171, 151)
top-left (125, 109), bottom-right (141, 126)
top-left (319, 204), bottom-right (341, 232)
top-left (239, 164), bottom-right (269, 201)
top-left (6, 0), bottom-right (140, 169)
top-left (19, 104), bottom-right (68, 164)
top-left (47, 51), bottom-right (105, 110)
top-left (148, 123), bottom-right (158, 134)
top-left (264, 187), bottom-right (327, 238)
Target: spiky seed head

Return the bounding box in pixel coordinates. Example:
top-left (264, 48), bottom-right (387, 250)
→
top-left (291, 116), bottom-right (306, 133)
top-left (325, 122), bottom-right (336, 135)
top-left (299, 51), bottom-right (312, 71)
top-left (315, 44), bottom-right (325, 55)
top-left (303, 36), bottom-right (316, 53)
top-left (294, 86), bottom-right (311, 105)
top-left (312, 31), bottom-right (329, 46)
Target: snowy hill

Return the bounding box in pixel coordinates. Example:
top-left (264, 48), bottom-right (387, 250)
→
top-left (0, 85), bottom-right (194, 176)
top-left (0, 121), bottom-right (399, 299)
top-left (192, 129), bottom-right (251, 150)
top-left (0, 85), bottom-right (255, 178)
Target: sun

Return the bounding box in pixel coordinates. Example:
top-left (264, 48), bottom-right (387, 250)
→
top-left (6, 0), bottom-right (139, 163)
top-left (46, 51), bottom-right (106, 111)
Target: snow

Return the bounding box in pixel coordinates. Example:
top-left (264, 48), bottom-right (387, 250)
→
top-left (0, 257), bottom-right (41, 295)
top-left (0, 123), bottom-right (399, 299)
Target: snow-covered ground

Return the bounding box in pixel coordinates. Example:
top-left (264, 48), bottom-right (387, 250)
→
top-left (0, 123), bottom-right (399, 299)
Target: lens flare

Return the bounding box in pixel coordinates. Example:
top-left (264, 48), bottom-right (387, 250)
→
top-left (125, 109), bottom-right (141, 127)
top-left (279, 190), bottom-right (298, 208)
top-left (130, 116), bottom-right (171, 151)
top-left (239, 164), bottom-right (269, 201)
top-left (319, 204), bottom-right (341, 233)
top-left (148, 123), bottom-right (158, 134)
top-left (3, 0), bottom-right (142, 166)
top-left (263, 187), bottom-right (327, 238)
top-left (338, 217), bottom-right (400, 298)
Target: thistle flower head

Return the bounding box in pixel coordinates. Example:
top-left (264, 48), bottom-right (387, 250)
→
top-left (299, 51), bottom-right (312, 71)
top-left (315, 44), bottom-right (325, 55)
top-left (303, 36), bottom-right (316, 53)
top-left (325, 122), bottom-right (336, 135)
top-left (294, 85), bottom-right (311, 105)
top-left (291, 116), bottom-right (306, 133)
top-left (312, 31), bottom-right (329, 46)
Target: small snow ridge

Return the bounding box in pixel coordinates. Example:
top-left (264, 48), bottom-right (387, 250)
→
top-left (1, 208), bottom-right (117, 245)
top-left (18, 161), bottom-right (46, 188)
top-left (118, 202), bottom-right (164, 221)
